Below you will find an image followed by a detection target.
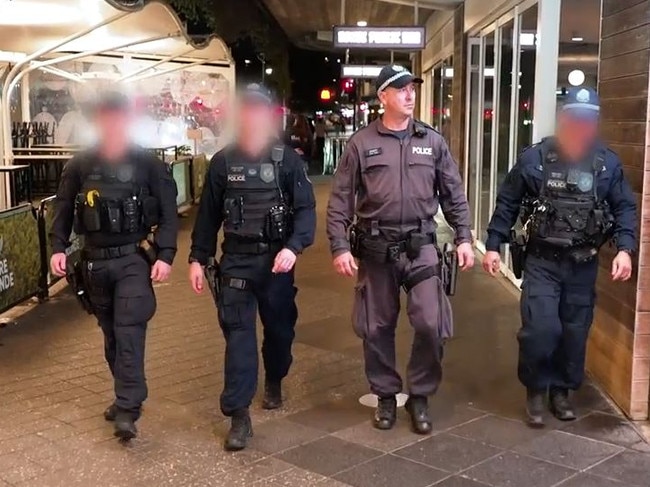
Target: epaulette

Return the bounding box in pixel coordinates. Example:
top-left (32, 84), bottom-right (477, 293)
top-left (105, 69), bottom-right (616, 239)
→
top-left (413, 119), bottom-right (438, 137)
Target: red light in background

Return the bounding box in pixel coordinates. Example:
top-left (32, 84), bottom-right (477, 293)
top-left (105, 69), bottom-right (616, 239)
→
top-left (320, 89), bottom-right (332, 101)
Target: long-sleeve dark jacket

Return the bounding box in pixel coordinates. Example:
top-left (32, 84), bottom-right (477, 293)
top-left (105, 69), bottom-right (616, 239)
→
top-left (189, 144), bottom-right (316, 265)
top-left (326, 118), bottom-right (472, 257)
top-left (50, 147), bottom-right (179, 264)
top-left (485, 138), bottom-right (637, 253)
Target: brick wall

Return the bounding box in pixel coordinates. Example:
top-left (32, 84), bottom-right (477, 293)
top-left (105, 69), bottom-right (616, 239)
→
top-left (589, 0), bottom-right (650, 419)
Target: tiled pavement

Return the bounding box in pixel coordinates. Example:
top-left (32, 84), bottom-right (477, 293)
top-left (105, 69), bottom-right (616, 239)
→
top-left (0, 180), bottom-right (648, 486)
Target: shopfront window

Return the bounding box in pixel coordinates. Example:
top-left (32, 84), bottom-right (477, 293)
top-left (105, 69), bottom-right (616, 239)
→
top-left (557, 0), bottom-right (600, 99)
top-left (467, 42), bottom-right (480, 219)
top-left (432, 64), bottom-right (442, 132)
top-left (516, 4), bottom-right (538, 153)
top-left (430, 57), bottom-right (453, 142)
top-left (441, 57), bottom-right (453, 142)
top-left (478, 32), bottom-right (495, 242)
top-left (496, 20), bottom-right (514, 191)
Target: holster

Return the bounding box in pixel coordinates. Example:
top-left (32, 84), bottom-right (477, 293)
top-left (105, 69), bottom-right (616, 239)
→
top-left (510, 228), bottom-right (527, 279)
top-left (441, 243), bottom-right (458, 296)
top-left (66, 260), bottom-right (94, 315)
top-left (139, 238), bottom-right (158, 265)
top-left (204, 257), bottom-right (221, 307)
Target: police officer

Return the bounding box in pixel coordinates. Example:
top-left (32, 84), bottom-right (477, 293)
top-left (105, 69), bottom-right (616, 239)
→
top-left (50, 91), bottom-right (179, 440)
top-left (188, 84), bottom-right (316, 451)
top-left (327, 65), bottom-right (475, 434)
top-left (483, 87), bottom-right (636, 427)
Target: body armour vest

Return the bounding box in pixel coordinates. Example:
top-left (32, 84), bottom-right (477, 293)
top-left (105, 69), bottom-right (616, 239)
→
top-left (222, 147), bottom-right (285, 242)
top-left (528, 144), bottom-right (605, 248)
top-left (74, 161), bottom-right (149, 237)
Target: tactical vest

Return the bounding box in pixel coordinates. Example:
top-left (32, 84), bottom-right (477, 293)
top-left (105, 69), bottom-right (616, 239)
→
top-left (222, 146), bottom-right (287, 242)
top-left (73, 161), bottom-right (150, 237)
top-left (528, 144), bottom-right (606, 249)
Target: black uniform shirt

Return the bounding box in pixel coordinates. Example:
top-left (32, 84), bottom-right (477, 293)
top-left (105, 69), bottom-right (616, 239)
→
top-left (50, 147), bottom-right (179, 265)
top-left (485, 138), bottom-right (637, 253)
top-left (189, 144), bottom-right (317, 266)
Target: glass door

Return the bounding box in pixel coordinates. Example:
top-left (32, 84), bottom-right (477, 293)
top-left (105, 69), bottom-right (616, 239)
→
top-left (476, 31), bottom-right (495, 244)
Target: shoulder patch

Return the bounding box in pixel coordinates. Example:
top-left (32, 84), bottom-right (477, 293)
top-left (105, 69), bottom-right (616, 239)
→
top-left (414, 119), bottom-right (436, 132)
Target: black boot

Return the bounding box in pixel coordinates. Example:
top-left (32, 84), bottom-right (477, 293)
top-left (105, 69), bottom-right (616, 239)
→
top-left (225, 410), bottom-right (253, 451)
top-left (405, 396), bottom-right (432, 435)
top-left (373, 396), bottom-right (397, 430)
top-left (114, 410), bottom-right (138, 441)
top-left (104, 404), bottom-right (118, 422)
top-left (549, 388), bottom-right (576, 421)
top-left (526, 389), bottom-right (546, 428)
top-left (262, 381), bottom-right (283, 410)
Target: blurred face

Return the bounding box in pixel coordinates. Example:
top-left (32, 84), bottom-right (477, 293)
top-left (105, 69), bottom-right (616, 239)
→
top-left (93, 108), bottom-right (131, 148)
top-left (238, 99), bottom-right (275, 140)
top-left (378, 83), bottom-right (417, 118)
top-left (557, 111), bottom-right (599, 149)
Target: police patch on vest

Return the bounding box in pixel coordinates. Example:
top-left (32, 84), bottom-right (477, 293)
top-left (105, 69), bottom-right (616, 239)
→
top-left (116, 165), bottom-right (134, 183)
top-left (412, 146), bottom-right (432, 156)
top-left (577, 172), bottom-right (594, 192)
top-left (228, 174), bottom-right (246, 182)
top-left (547, 179), bottom-right (567, 189)
top-left (260, 163), bottom-right (275, 183)
top-left (248, 168), bottom-right (258, 177)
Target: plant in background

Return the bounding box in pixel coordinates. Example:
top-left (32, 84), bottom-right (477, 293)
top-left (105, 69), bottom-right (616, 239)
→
top-left (167, 0), bottom-right (291, 97)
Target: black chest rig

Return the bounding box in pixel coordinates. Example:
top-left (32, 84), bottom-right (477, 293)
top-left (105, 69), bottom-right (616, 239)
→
top-left (222, 145), bottom-right (290, 243)
top-left (74, 161), bottom-right (154, 236)
top-left (527, 144), bottom-right (614, 258)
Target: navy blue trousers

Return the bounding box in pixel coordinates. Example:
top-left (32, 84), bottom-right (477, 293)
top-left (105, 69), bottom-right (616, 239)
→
top-left (217, 253), bottom-right (298, 416)
top-left (518, 254), bottom-right (598, 392)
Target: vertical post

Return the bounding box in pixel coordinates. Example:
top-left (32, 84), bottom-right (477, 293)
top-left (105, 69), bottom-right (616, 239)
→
top-left (390, 51), bottom-right (394, 63)
top-left (20, 73), bottom-right (30, 124)
top-left (340, 0), bottom-right (346, 24)
top-left (531, 0), bottom-right (561, 142)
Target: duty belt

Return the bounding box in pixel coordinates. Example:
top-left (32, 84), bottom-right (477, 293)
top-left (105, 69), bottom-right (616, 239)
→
top-left (359, 233), bottom-right (436, 263)
top-left (82, 243), bottom-right (139, 261)
top-left (527, 241), bottom-right (590, 262)
top-left (222, 238), bottom-right (283, 255)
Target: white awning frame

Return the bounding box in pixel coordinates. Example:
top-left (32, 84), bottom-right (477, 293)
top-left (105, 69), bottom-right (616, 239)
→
top-left (0, 0), bottom-right (234, 208)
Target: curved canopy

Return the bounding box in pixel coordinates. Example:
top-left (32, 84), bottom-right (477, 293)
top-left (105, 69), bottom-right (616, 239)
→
top-left (0, 0), bottom-right (233, 65)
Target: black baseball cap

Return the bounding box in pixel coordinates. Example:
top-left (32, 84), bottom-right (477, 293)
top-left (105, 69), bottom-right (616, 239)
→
top-left (239, 83), bottom-right (275, 106)
top-left (375, 64), bottom-right (423, 93)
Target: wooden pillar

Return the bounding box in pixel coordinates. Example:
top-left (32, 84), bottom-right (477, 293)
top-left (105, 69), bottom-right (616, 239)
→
top-left (587, 0), bottom-right (650, 420)
top-left (450, 3), bottom-right (466, 174)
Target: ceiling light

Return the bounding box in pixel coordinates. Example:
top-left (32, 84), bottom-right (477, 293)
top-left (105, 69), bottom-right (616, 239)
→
top-left (571, 36), bottom-right (584, 42)
top-left (265, 67), bottom-right (273, 75)
top-left (568, 69), bottom-right (585, 86)
top-left (520, 33), bottom-right (536, 46)
top-left (357, 21), bottom-right (368, 27)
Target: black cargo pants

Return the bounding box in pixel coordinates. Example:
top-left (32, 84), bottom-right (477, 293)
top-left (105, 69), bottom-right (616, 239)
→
top-left (217, 252), bottom-right (298, 416)
top-left (518, 254), bottom-right (598, 392)
top-left (84, 251), bottom-right (156, 418)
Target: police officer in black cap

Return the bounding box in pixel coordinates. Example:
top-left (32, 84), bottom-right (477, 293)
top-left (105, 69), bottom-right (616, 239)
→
top-left (188, 83), bottom-right (316, 451)
top-left (483, 87), bottom-right (636, 427)
top-left (50, 91), bottom-right (179, 441)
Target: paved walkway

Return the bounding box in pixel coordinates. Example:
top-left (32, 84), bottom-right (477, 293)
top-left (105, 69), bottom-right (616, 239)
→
top-left (0, 180), bottom-right (648, 487)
